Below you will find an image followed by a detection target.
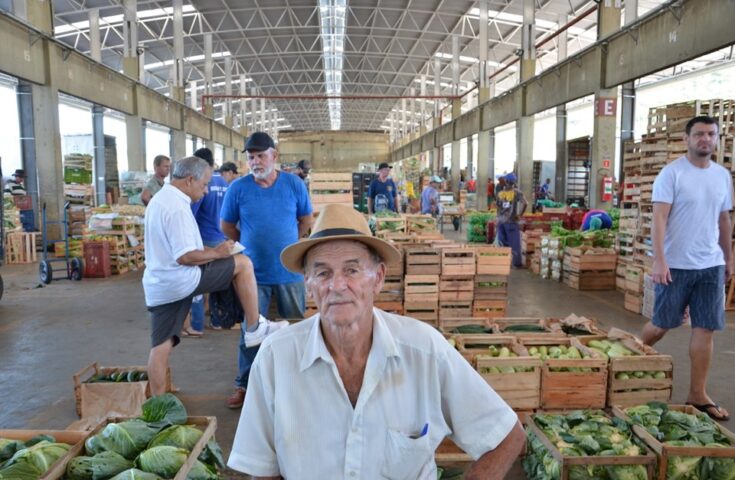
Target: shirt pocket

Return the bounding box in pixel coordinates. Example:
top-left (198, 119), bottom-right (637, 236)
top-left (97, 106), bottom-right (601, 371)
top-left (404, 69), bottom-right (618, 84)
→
top-left (380, 429), bottom-right (433, 480)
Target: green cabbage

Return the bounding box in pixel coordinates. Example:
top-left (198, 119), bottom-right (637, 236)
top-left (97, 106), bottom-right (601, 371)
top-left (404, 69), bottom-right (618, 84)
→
top-left (3, 440), bottom-right (70, 473)
top-left (0, 438), bottom-right (24, 463)
top-left (136, 446), bottom-right (189, 478)
top-left (197, 440), bottom-right (225, 470)
top-left (147, 425), bottom-right (202, 451)
top-left (109, 468), bottom-right (164, 480)
top-left (186, 461), bottom-right (218, 480)
top-left (86, 421), bottom-right (160, 459)
top-left (65, 451), bottom-right (134, 480)
top-left (665, 442), bottom-right (702, 480)
top-left (700, 444), bottom-right (735, 480)
top-left (0, 459), bottom-right (42, 479)
top-left (140, 394), bottom-right (187, 427)
top-left (605, 465), bottom-right (648, 480)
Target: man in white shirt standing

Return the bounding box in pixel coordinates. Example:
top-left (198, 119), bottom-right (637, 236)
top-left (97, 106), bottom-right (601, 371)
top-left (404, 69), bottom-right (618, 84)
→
top-left (143, 156), bottom-right (286, 396)
top-left (642, 115), bottom-right (733, 422)
top-left (228, 204), bottom-right (524, 480)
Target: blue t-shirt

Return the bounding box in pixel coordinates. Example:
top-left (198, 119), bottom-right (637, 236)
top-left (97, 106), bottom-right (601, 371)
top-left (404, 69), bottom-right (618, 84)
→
top-left (368, 178), bottom-right (397, 212)
top-left (191, 173), bottom-right (229, 243)
top-left (421, 186), bottom-right (438, 214)
top-left (220, 172), bottom-right (312, 285)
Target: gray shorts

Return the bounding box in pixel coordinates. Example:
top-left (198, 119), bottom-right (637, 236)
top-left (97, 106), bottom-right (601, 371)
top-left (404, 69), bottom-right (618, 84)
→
top-left (149, 257), bottom-right (235, 347)
top-left (653, 266), bottom-right (725, 331)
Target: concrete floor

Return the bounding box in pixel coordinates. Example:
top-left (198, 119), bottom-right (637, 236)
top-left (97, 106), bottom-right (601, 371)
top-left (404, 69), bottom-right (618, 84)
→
top-left (1, 239), bottom-right (734, 479)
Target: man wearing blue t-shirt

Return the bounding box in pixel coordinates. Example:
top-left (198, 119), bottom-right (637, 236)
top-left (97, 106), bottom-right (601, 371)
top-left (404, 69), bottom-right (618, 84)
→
top-left (368, 162), bottom-right (398, 213)
top-left (187, 148), bottom-right (230, 334)
top-left (221, 131), bottom-right (314, 409)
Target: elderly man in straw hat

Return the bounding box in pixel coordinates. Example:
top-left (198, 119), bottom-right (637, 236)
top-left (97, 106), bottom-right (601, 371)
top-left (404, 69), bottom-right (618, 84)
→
top-left (228, 204), bottom-right (524, 480)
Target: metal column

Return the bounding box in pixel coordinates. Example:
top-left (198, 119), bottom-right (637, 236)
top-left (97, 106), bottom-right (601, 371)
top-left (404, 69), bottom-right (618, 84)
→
top-left (92, 105), bottom-right (107, 206)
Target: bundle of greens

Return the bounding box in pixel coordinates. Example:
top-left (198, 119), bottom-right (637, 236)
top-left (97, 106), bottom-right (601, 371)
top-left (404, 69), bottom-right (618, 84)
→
top-left (549, 222), bottom-right (615, 248)
top-left (523, 410), bottom-right (649, 480)
top-left (0, 436), bottom-right (72, 479)
top-left (66, 394), bottom-right (224, 480)
top-left (624, 402), bottom-right (734, 480)
top-left (368, 211), bottom-right (402, 234)
top-left (467, 212), bottom-right (495, 243)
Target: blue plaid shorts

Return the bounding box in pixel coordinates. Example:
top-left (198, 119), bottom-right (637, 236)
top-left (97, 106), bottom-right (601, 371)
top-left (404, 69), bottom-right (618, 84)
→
top-left (652, 266), bottom-right (725, 331)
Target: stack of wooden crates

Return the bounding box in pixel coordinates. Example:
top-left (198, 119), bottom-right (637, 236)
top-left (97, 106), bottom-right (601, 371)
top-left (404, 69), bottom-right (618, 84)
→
top-left (309, 172), bottom-right (353, 213)
top-left (562, 246), bottom-right (617, 290)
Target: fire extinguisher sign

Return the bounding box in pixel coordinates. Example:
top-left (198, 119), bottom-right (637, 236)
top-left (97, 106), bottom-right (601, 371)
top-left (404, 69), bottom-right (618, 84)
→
top-left (602, 159), bottom-right (611, 169)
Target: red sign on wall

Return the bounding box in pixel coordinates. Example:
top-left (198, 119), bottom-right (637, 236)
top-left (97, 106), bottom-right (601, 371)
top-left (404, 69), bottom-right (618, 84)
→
top-left (595, 98), bottom-right (617, 117)
top-left (602, 159), bottom-right (611, 169)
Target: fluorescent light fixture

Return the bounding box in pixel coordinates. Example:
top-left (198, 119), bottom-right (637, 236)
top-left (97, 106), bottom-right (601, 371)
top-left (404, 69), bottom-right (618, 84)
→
top-left (55, 5), bottom-right (197, 36)
top-left (145, 51), bottom-right (231, 70)
top-left (319, 0), bottom-right (346, 130)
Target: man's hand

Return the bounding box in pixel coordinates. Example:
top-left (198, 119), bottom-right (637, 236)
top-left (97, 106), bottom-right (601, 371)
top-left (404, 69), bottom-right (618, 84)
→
top-left (726, 261), bottom-right (732, 280)
top-left (652, 258), bottom-right (672, 285)
top-left (213, 240), bottom-right (235, 259)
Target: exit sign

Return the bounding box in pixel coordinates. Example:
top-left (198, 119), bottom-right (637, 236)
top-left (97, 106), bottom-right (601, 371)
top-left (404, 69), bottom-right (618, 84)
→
top-left (595, 98), bottom-right (617, 117)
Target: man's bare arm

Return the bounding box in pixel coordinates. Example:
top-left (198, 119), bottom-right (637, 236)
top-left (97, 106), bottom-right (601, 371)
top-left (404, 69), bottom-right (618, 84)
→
top-left (464, 421), bottom-right (526, 480)
top-left (652, 202), bottom-right (672, 284)
top-left (221, 220), bottom-right (240, 242)
top-left (177, 242), bottom-right (232, 266)
top-left (718, 210), bottom-right (733, 278)
top-left (297, 214), bottom-right (313, 238)
top-left (141, 188), bottom-right (153, 206)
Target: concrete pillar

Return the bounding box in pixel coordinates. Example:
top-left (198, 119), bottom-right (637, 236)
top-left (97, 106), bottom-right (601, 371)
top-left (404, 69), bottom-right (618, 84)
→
top-left (203, 33), bottom-right (213, 118)
top-left (239, 74), bottom-right (248, 136)
top-left (250, 88), bottom-right (258, 132)
top-left (126, 115), bottom-right (145, 171)
top-left (420, 75), bottom-right (427, 133)
top-left (451, 99), bottom-right (461, 198)
top-left (170, 129), bottom-right (186, 161)
top-left (13, 0), bottom-right (53, 35)
top-left (555, 14), bottom-right (568, 203)
top-left (88, 9), bottom-right (102, 62)
top-left (121, 0), bottom-right (139, 81)
top-left (260, 98), bottom-right (266, 132)
top-left (17, 82), bottom-right (63, 233)
top-left (620, 0), bottom-right (638, 182)
top-left (205, 139), bottom-right (214, 152)
top-left (92, 105), bottom-right (106, 206)
top-left (477, 88), bottom-right (492, 211)
top-left (589, 2), bottom-right (622, 209)
top-left (171, 0), bottom-right (185, 103)
top-left (401, 98), bottom-right (407, 141)
top-left (189, 81), bottom-right (198, 110)
top-left (516, 0), bottom-right (536, 200)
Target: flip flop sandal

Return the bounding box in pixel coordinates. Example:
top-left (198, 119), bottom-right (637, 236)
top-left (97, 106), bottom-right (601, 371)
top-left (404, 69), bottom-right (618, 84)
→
top-left (686, 402), bottom-right (730, 421)
top-left (181, 328), bottom-right (203, 338)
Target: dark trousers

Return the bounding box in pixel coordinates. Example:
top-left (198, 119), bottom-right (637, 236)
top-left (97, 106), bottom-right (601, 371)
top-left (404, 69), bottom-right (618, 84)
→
top-left (498, 222), bottom-right (522, 267)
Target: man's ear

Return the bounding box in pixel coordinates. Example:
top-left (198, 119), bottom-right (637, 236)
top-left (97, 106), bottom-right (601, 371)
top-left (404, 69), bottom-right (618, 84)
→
top-left (373, 262), bottom-right (386, 295)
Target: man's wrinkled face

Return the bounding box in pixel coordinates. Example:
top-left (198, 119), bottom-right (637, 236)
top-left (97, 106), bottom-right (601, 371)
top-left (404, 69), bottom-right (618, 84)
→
top-left (685, 122), bottom-right (719, 158)
top-left (305, 240), bottom-right (385, 328)
top-left (184, 168), bottom-right (212, 202)
top-left (247, 149), bottom-right (277, 180)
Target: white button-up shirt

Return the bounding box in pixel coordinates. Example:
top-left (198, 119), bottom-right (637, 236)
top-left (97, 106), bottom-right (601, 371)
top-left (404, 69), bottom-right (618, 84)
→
top-left (228, 308), bottom-right (518, 480)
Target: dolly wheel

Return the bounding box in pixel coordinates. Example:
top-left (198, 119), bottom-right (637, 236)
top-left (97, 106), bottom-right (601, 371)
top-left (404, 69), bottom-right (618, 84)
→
top-left (70, 257), bottom-right (84, 281)
top-left (39, 260), bottom-right (53, 284)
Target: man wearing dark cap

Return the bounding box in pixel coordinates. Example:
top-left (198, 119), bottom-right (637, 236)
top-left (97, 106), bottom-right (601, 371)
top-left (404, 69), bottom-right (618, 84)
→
top-left (368, 162), bottom-right (398, 214)
top-left (3, 169), bottom-right (27, 196)
top-left (219, 162), bottom-right (239, 184)
top-left (220, 131), bottom-right (313, 408)
top-left (295, 159), bottom-right (311, 181)
top-left (496, 173), bottom-right (527, 268)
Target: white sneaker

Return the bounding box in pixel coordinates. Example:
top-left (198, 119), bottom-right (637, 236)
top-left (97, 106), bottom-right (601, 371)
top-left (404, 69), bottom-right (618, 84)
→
top-left (245, 315), bottom-right (289, 347)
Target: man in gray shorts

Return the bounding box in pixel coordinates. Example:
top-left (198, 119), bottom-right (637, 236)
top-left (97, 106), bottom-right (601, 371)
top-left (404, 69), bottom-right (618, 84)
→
top-left (641, 115), bottom-right (733, 421)
top-left (143, 156), bottom-right (287, 396)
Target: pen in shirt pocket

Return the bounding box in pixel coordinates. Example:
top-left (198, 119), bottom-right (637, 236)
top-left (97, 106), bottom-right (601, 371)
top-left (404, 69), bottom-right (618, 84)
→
top-left (410, 423), bottom-right (429, 439)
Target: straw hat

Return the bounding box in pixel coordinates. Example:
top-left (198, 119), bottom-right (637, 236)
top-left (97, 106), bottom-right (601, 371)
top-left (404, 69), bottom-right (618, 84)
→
top-left (280, 204), bottom-right (401, 273)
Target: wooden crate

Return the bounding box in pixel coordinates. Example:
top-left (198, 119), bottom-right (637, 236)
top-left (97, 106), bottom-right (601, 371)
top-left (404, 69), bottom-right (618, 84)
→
top-left (613, 405), bottom-right (735, 480)
top-left (405, 247), bottom-right (441, 275)
top-left (441, 248), bottom-right (476, 276)
top-left (520, 337), bottom-right (608, 409)
top-left (488, 317), bottom-right (560, 339)
top-left (404, 275), bottom-right (439, 302)
top-left (435, 438), bottom-right (472, 478)
top-left (4, 231), bottom-right (39, 264)
top-left (403, 301), bottom-right (439, 324)
top-left (405, 214), bottom-right (438, 234)
top-left (0, 429), bottom-right (91, 480)
top-left (473, 275), bottom-right (508, 300)
top-left (471, 338), bottom-right (542, 410)
top-left (472, 299), bottom-right (507, 319)
top-left (439, 300), bottom-right (473, 319)
top-left (374, 301), bottom-right (403, 314)
top-left (563, 246), bottom-right (618, 271)
top-left (309, 171), bottom-right (353, 191)
top-left (438, 316), bottom-right (491, 332)
top-left (374, 215), bottom-right (407, 236)
top-left (384, 247), bottom-right (404, 276)
top-left (376, 276), bottom-right (403, 302)
top-left (526, 414), bottom-right (657, 480)
top-left (73, 363), bottom-right (173, 418)
top-left (563, 270), bottom-right (616, 290)
top-left (454, 334), bottom-right (518, 363)
top-left (475, 246), bottom-right (512, 275)
top-left (439, 276), bottom-right (474, 301)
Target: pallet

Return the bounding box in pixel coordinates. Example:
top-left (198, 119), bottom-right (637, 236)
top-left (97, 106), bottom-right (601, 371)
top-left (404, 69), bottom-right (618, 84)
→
top-left (441, 247), bottom-right (476, 276)
top-left (475, 246), bottom-right (512, 275)
top-left (4, 232), bottom-right (39, 264)
top-left (405, 247), bottom-right (441, 275)
top-left (612, 405), bottom-right (735, 480)
top-left (438, 276), bottom-right (474, 301)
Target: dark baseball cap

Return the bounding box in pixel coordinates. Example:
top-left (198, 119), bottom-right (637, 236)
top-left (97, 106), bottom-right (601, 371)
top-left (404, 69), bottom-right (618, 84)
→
top-left (243, 132), bottom-right (276, 152)
top-left (378, 162), bottom-right (392, 170)
top-left (220, 162), bottom-right (238, 174)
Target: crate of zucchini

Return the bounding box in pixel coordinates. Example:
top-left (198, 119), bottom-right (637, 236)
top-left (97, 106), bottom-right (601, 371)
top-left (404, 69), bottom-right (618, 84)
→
top-left (0, 429), bottom-right (87, 479)
top-left (74, 363), bottom-right (173, 418)
top-left (524, 409), bottom-right (657, 480)
top-left (613, 403), bottom-right (735, 480)
top-left (64, 394), bottom-right (224, 480)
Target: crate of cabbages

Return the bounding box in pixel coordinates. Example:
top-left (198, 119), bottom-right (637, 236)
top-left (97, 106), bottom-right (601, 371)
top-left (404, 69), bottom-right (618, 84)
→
top-left (613, 402), bottom-right (735, 480)
top-left (584, 328), bottom-right (673, 408)
top-left (520, 337), bottom-right (608, 409)
top-left (73, 363), bottom-right (173, 418)
top-left (523, 409), bottom-right (657, 480)
top-left (63, 394), bottom-right (224, 480)
top-left (0, 429), bottom-right (90, 479)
